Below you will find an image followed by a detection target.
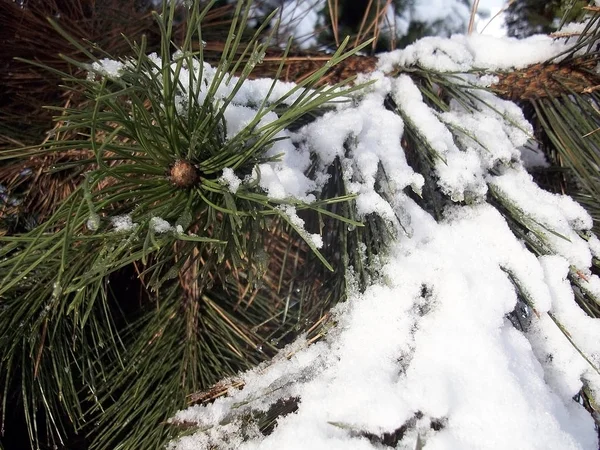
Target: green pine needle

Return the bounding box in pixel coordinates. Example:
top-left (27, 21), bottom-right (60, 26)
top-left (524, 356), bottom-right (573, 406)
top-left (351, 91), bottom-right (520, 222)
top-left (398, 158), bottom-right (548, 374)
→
top-left (0, 1), bottom-right (372, 448)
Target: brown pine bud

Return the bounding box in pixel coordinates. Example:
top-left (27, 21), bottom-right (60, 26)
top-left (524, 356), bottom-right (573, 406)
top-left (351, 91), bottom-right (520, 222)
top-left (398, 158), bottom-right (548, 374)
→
top-left (170, 160), bottom-right (199, 188)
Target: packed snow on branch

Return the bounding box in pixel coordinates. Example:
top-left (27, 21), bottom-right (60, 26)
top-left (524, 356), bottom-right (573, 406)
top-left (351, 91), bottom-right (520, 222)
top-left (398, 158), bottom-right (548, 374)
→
top-left (159, 32), bottom-right (600, 449)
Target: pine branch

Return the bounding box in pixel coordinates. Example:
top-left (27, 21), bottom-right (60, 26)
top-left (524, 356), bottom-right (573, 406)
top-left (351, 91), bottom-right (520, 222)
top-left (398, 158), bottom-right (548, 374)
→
top-left (2, 1), bottom-right (600, 449)
top-left (0, 1), bottom-right (375, 448)
top-left (491, 57), bottom-right (600, 100)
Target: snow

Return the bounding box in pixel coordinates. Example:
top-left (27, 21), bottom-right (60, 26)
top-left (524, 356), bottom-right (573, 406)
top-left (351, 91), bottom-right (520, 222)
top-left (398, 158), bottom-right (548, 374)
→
top-left (589, 235), bottom-right (600, 258)
top-left (219, 168), bottom-right (243, 194)
top-left (90, 58), bottom-right (124, 79)
top-left (475, 0), bottom-right (508, 37)
top-left (164, 57), bottom-right (322, 204)
top-left (271, 0), bottom-right (326, 49)
top-left (110, 214), bottom-right (136, 232)
top-left (410, 0), bottom-right (469, 27)
top-left (489, 169), bottom-right (593, 269)
top-left (150, 216), bottom-right (173, 233)
top-left (391, 75), bottom-right (533, 203)
top-left (393, 75), bottom-right (457, 158)
top-left (378, 33), bottom-right (571, 73)
top-left (298, 80), bottom-right (423, 220)
top-left (248, 0), bottom-right (472, 49)
top-left (169, 206), bottom-right (598, 450)
top-left (520, 141), bottom-right (550, 169)
top-left (277, 204), bottom-right (323, 249)
top-left (531, 256), bottom-right (600, 401)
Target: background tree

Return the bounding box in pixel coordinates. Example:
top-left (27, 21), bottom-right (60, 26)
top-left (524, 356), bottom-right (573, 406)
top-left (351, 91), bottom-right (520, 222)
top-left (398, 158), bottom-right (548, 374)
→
top-left (506, 0), bottom-right (588, 38)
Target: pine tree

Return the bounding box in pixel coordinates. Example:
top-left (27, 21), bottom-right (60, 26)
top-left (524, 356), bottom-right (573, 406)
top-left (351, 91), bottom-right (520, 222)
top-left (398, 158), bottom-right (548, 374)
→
top-left (505, 0), bottom-right (587, 38)
top-left (1, 1), bottom-right (600, 449)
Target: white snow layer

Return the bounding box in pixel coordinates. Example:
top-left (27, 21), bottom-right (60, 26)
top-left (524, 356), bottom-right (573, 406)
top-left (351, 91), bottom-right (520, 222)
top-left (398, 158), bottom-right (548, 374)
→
top-left (378, 33), bottom-right (572, 73)
top-left (170, 204), bottom-right (599, 450)
top-left (134, 30), bottom-right (600, 450)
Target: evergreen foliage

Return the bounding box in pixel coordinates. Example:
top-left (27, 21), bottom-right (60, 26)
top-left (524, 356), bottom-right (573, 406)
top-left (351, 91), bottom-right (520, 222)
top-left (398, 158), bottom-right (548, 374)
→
top-left (0, 1), bottom-right (370, 448)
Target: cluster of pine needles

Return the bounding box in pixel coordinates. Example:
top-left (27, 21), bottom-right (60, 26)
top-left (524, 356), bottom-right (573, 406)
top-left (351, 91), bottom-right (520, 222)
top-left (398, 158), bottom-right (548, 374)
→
top-left (0, 1), bottom-right (385, 448)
